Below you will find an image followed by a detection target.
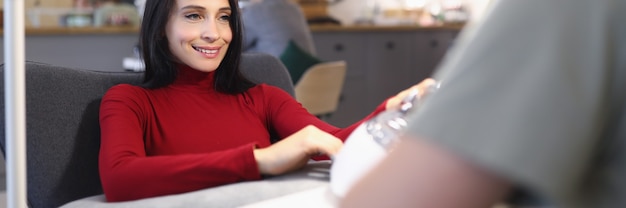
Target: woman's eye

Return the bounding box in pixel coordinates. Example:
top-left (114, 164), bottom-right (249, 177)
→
top-left (185, 13), bottom-right (203, 21)
top-left (218, 14), bottom-right (231, 22)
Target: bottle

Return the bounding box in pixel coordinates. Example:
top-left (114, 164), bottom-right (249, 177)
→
top-left (366, 81), bottom-right (441, 150)
top-left (329, 81), bottom-right (440, 197)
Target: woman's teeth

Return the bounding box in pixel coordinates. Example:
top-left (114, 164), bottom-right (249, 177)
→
top-left (194, 46), bottom-right (217, 54)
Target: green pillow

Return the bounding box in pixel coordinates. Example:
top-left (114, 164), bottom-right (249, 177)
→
top-left (279, 40), bottom-right (321, 84)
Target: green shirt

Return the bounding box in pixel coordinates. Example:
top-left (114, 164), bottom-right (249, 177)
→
top-left (406, 0), bottom-right (626, 207)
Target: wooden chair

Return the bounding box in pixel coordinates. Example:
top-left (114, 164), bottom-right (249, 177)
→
top-left (294, 60), bottom-right (347, 120)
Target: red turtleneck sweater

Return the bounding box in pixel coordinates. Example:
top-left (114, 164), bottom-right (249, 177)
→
top-left (98, 66), bottom-right (387, 202)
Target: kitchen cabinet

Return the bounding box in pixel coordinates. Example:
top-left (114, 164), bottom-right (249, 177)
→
top-left (312, 32), bottom-right (370, 127)
top-left (311, 26), bottom-right (460, 127)
top-left (0, 27), bottom-right (140, 72)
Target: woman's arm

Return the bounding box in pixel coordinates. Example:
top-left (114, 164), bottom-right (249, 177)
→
top-left (253, 79), bottom-right (440, 175)
top-left (98, 86), bottom-right (262, 202)
top-left (253, 125), bottom-right (343, 175)
top-left (263, 78), bottom-right (437, 144)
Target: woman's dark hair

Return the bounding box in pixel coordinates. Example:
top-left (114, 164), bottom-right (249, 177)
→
top-left (139, 0), bottom-right (255, 94)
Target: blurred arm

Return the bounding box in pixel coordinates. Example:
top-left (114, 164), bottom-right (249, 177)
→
top-left (340, 136), bottom-right (512, 208)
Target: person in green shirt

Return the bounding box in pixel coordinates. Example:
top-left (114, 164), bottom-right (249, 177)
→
top-left (341, 0), bottom-right (626, 207)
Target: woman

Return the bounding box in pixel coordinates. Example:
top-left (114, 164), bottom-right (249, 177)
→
top-left (99, 0), bottom-right (428, 202)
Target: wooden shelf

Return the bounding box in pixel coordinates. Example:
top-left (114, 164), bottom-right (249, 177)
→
top-left (0, 26), bottom-right (140, 36)
top-left (309, 24), bottom-right (464, 32)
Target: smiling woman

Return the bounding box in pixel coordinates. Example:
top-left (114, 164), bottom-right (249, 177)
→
top-left (165, 1), bottom-right (233, 73)
top-left (97, 0), bottom-right (431, 202)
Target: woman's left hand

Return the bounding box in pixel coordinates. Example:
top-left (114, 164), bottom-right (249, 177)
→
top-left (253, 125), bottom-right (343, 175)
top-left (385, 78), bottom-right (437, 110)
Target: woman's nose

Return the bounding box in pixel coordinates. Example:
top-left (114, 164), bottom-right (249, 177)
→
top-left (201, 20), bottom-right (220, 42)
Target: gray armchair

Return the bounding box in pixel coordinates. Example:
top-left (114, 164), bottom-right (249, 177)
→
top-left (0, 52), bottom-right (294, 208)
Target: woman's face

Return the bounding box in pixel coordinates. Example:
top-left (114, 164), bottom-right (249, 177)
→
top-left (166, 0), bottom-right (233, 72)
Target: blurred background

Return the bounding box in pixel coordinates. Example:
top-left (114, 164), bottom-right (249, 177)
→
top-left (0, 0), bottom-right (491, 28)
top-left (0, 0), bottom-right (139, 28)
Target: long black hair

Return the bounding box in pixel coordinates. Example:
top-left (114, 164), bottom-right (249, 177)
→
top-left (139, 0), bottom-right (255, 94)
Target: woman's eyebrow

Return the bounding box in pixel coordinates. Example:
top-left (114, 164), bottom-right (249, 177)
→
top-left (179, 5), bottom-right (231, 12)
top-left (180, 5), bottom-right (206, 11)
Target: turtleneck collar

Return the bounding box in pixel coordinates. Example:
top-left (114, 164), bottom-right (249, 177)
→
top-left (169, 65), bottom-right (216, 93)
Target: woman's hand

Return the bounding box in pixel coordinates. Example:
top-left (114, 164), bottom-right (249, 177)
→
top-left (385, 78), bottom-right (438, 110)
top-left (253, 125), bottom-right (343, 175)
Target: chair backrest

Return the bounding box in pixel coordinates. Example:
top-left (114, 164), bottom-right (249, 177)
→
top-left (294, 60), bottom-right (347, 116)
top-left (0, 62), bottom-right (143, 208)
top-left (0, 53), bottom-right (293, 208)
top-left (241, 52), bottom-right (295, 97)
